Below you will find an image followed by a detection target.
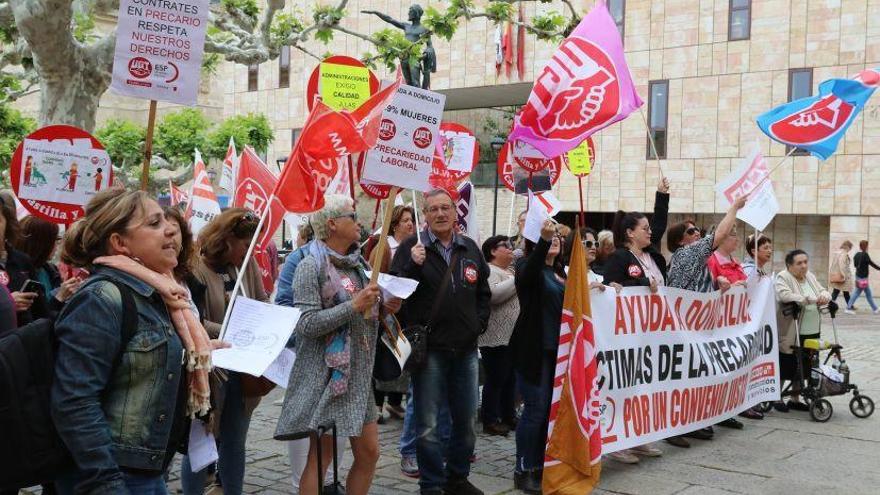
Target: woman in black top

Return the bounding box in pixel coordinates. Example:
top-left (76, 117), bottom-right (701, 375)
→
top-left (0, 200), bottom-right (49, 327)
top-left (847, 240), bottom-right (880, 313)
top-left (602, 178), bottom-right (670, 290)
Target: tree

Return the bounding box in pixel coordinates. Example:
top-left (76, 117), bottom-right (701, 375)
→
top-left (154, 108), bottom-right (211, 166)
top-left (0, 104), bottom-right (36, 184)
top-left (205, 113), bottom-right (274, 160)
top-left (95, 118), bottom-right (145, 169)
top-left (0, 0), bottom-right (576, 132)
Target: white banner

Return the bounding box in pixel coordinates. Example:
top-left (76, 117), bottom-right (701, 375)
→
top-left (716, 145), bottom-right (780, 231)
top-left (112, 0), bottom-right (209, 105)
top-left (361, 84), bottom-right (445, 192)
top-left (592, 278), bottom-right (780, 453)
top-left (18, 138), bottom-right (112, 205)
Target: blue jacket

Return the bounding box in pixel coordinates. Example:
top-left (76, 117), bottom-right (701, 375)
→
top-left (51, 266), bottom-right (184, 493)
top-left (275, 241), bottom-right (313, 308)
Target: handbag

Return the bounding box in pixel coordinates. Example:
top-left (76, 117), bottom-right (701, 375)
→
top-left (401, 252), bottom-right (459, 372)
top-left (857, 279), bottom-right (869, 289)
top-left (830, 272), bottom-right (844, 284)
top-left (373, 314), bottom-right (412, 381)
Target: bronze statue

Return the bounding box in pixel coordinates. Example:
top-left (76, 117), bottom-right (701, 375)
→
top-left (362, 5), bottom-right (437, 89)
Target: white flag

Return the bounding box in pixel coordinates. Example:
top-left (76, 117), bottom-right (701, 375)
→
top-left (185, 149), bottom-right (221, 238)
top-left (219, 137), bottom-right (238, 193)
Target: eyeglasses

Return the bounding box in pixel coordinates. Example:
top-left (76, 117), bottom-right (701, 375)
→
top-left (334, 212), bottom-right (358, 221)
top-left (686, 227), bottom-right (700, 235)
top-left (426, 205), bottom-right (454, 214)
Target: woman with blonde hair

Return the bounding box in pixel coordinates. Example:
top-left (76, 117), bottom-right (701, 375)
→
top-left (276, 195), bottom-right (401, 495)
top-left (52, 189), bottom-right (219, 494)
top-left (829, 240), bottom-right (854, 311)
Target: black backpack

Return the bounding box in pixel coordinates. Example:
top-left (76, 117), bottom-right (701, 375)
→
top-left (0, 278), bottom-right (137, 490)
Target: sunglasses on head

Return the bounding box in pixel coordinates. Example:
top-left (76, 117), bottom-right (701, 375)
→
top-left (232, 211), bottom-right (259, 235)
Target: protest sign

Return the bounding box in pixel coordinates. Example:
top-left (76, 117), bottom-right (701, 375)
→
top-left (306, 55), bottom-right (379, 111)
top-left (497, 145), bottom-right (562, 194)
top-left (439, 122), bottom-right (479, 173)
top-left (11, 125), bottom-right (112, 224)
top-left (111, 0), bottom-right (208, 105)
top-left (212, 297), bottom-right (300, 377)
top-left (361, 84), bottom-right (445, 192)
top-left (590, 280), bottom-right (780, 453)
top-left (566, 137), bottom-right (594, 177)
top-left (716, 146), bottom-right (780, 231)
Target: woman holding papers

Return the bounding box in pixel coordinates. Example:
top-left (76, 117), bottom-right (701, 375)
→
top-left (275, 195), bottom-right (401, 495)
top-left (184, 209), bottom-right (268, 495)
top-left (52, 189), bottom-right (219, 494)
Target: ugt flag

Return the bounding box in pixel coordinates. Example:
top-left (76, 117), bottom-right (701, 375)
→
top-left (169, 180), bottom-right (189, 207)
top-left (509, 0), bottom-right (643, 159)
top-left (219, 136), bottom-right (238, 192)
top-left (543, 227), bottom-right (602, 494)
top-left (757, 68), bottom-right (879, 160)
top-left (185, 150), bottom-right (221, 237)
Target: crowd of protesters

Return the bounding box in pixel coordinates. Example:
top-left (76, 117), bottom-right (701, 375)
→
top-left (0, 179), bottom-right (872, 495)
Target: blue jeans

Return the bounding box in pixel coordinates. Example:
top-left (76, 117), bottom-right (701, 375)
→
top-left (400, 383), bottom-right (451, 458)
top-left (412, 349), bottom-right (479, 490)
top-left (515, 351), bottom-right (555, 473)
top-left (848, 279), bottom-right (878, 311)
top-left (57, 471), bottom-right (168, 495)
top-left (180, 372), bottom-right (253, 495)
top-left (480, 345), bottom-right (517, 425)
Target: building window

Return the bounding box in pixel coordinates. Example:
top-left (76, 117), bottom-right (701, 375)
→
top-left (787, 68), bottom-right (813, 155)
top-left (646, 80), bottom-right (668, 159)
top-left (247, 64), bottom-right (259, 92)
top-left (291, 128), bottom-right (301, 146)
top-left (728, 0), bottom-right (751, 41)
top-left (278, 46), bottom-right (290, 89)
top-left (608, 0), bottom-right (625, 39)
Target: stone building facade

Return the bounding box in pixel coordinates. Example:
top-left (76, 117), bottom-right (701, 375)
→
top-left (222, 0), bottom-right (880, 285)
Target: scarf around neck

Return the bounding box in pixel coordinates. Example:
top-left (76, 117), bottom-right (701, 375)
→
top-left (309, 240), bottom-right (371, 397)
top-left (95, 255), bottom-right (213, 418)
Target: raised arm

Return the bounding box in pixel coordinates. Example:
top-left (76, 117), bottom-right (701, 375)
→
top-left (712, 195), bottom-right (747, 250)
top-left (650, 177), bottom-right (670, 247)
top-left (868, 253), bottom-right (880, 271)
top-left (361, 10), bottom-right (406, 29)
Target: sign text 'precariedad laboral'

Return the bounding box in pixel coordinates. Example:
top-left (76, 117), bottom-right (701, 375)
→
top-left (112, 0), bottom-right (209, 105)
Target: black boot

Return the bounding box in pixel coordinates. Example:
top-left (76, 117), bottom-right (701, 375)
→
top-left (514, 470), bottom-right (543, 494)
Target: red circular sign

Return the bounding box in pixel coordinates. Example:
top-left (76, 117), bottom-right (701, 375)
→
top-left (128, 57), bottom-right (152, 78)
top-left (379, 119), bottom-right (396, 140)
top-left (438, 122), bottom-right (480, 178)
top-left (565, 137), bottom-right (596, 178)
top-left (306, 56), bottom-right (380, 111)
top-left (497, 143), bottom-right (563, 193)
top-left (509, 140), bottom-right (550, 172)
top-left (11, 125), bottom-right (113, 225)
top-left (412, 127), bottom-right (433, 149)
top-left (356, 154), bottom-right (392, 199)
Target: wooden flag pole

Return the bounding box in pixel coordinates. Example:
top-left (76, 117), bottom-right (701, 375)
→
top-left (141, 100), bottom-right (158, 191)
top-left (639, 107), bottom-right (666, 180)
top-left (365, 186), bottom-right (400, 317)
top-left (371, 198), bottom-right (382, 231)
top-left (578, 176), bottom-right (585, 229)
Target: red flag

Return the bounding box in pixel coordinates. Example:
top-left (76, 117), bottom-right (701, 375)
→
top-left (185, 150), bottom-right (221, 237)
top-left (219, 136), bottom-right (238, 192)
top-left (517, 3), bottom-right (526, 80)
top-left (503, 21), bottom-right (514, 77)
top-left (273, 75), bottom-right (402, 213)
top-left (169, 180), bottom-right (189, 206)
top-left (234, 147), bottom-right (286, 293)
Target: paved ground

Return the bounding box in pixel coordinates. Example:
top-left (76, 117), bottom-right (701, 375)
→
top-left (29, 312), bottom-right (880, 495)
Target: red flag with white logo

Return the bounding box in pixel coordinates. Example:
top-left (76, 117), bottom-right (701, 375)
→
top-left (169, 180), bottom-right (189, 207)
top-left (219, 136), bottom-right (238, 192)
top-left (184, 149), bottom-right (221, 237)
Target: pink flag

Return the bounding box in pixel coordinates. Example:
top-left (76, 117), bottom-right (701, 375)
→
top-left (509, 0), bottom-right (642, 159)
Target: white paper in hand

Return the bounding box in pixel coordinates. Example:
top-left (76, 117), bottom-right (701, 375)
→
top-left (188, 420), bottom-right (218, 473)
top-left (212, 297), bottom-right (299, 377)
top-left (364, 271), bottom-right (419, 300)
top-left (523, 190), bottom-right (558, 243)
top-left (716, 145), bottom-right (780, 231)
top-left (263, 348), bottom-right (296, 388)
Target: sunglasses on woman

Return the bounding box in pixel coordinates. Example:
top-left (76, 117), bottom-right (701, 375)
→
top-left (686, 227), bottom-right (700, 235)
top-left (232, 211), bottom-right (259, 236)
top-left (582, 240), bottom-right (596, 248)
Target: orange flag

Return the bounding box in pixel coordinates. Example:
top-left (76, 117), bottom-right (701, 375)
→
top-left (543, 227), bottom-right (602, 494)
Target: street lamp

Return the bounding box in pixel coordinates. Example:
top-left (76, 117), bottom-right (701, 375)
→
top-left (490, 136), bottom-right (506, 235)
top-left (276, 156), bottom-right (287, 173)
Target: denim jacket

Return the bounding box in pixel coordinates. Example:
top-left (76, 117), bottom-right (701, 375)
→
top-left (51, 266), bottom-right (184, 493)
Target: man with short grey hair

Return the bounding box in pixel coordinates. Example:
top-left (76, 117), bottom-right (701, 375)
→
top-left (391, 189), bottom-right (490, 495)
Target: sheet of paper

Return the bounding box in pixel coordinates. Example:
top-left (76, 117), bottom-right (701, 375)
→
top-left (188, 420), bottom-right (218, 472)
top-left (212, 297), bottom-right (300, 377)
top-left (523, 190), bottom-right (551, 243)
top-left (444, 134), bottom-right (476, 172)
top-left (380, 323), bottom-right (412, 370)
top-left (715, 144), bottom-right (780, 231)
top-left (262, 348), bottom-right (296, 388)
top-left (364, 271), bottom-right (419, 300)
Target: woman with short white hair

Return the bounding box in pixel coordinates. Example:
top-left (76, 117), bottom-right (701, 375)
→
top-left (275, 195), bottom-right (401, 495)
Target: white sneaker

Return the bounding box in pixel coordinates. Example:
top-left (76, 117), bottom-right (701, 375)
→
top-left (873, 308), bottom-right (880, 315)
top-left (844, 309), bottom-right (856, 315)
top-left (607, 450), bottom-right (640, 464)
top-left (630, 443), bottom-right (663, 457)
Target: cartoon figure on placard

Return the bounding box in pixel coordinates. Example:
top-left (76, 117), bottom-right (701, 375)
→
top-left (94, 168), bottom-right (103, 192)
top-left (61, 162), bottom-right (79, 191)
top-left (443, 136), bottom-right (455, 164)
top-left (23, 155), bottom-right (33, 185)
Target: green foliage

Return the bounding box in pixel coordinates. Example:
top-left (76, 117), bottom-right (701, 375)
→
top-left (371, 28), bottom-right (422, 71)
top-left (313, 5), bottom-right (345, 43)
top-left (423, 6), bottom-right (458, 41)
top-left (221, 0), bottom-right (259, 19)
top-left (270, 12), bottom-right (305, 45)
top-left (72, 12), bottom-right (98, 43)
top-left (154, 109), bottom-right (211, 166)
top-left (201, 53), bottom-right (222, 76)
top-left (205, 113), bottom-right (274, 160)
top-left (485, 2), bottom-right (515, 23)
top-left (531, 11), bottom-right (567, 41)
top-left (95, 119), bottom-right (145, 169)
top-left (0, 105), bottom-right (36, 176)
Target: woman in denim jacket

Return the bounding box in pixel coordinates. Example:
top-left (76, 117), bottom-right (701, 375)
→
top-left (52, 189), bottom-right (221, 495)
